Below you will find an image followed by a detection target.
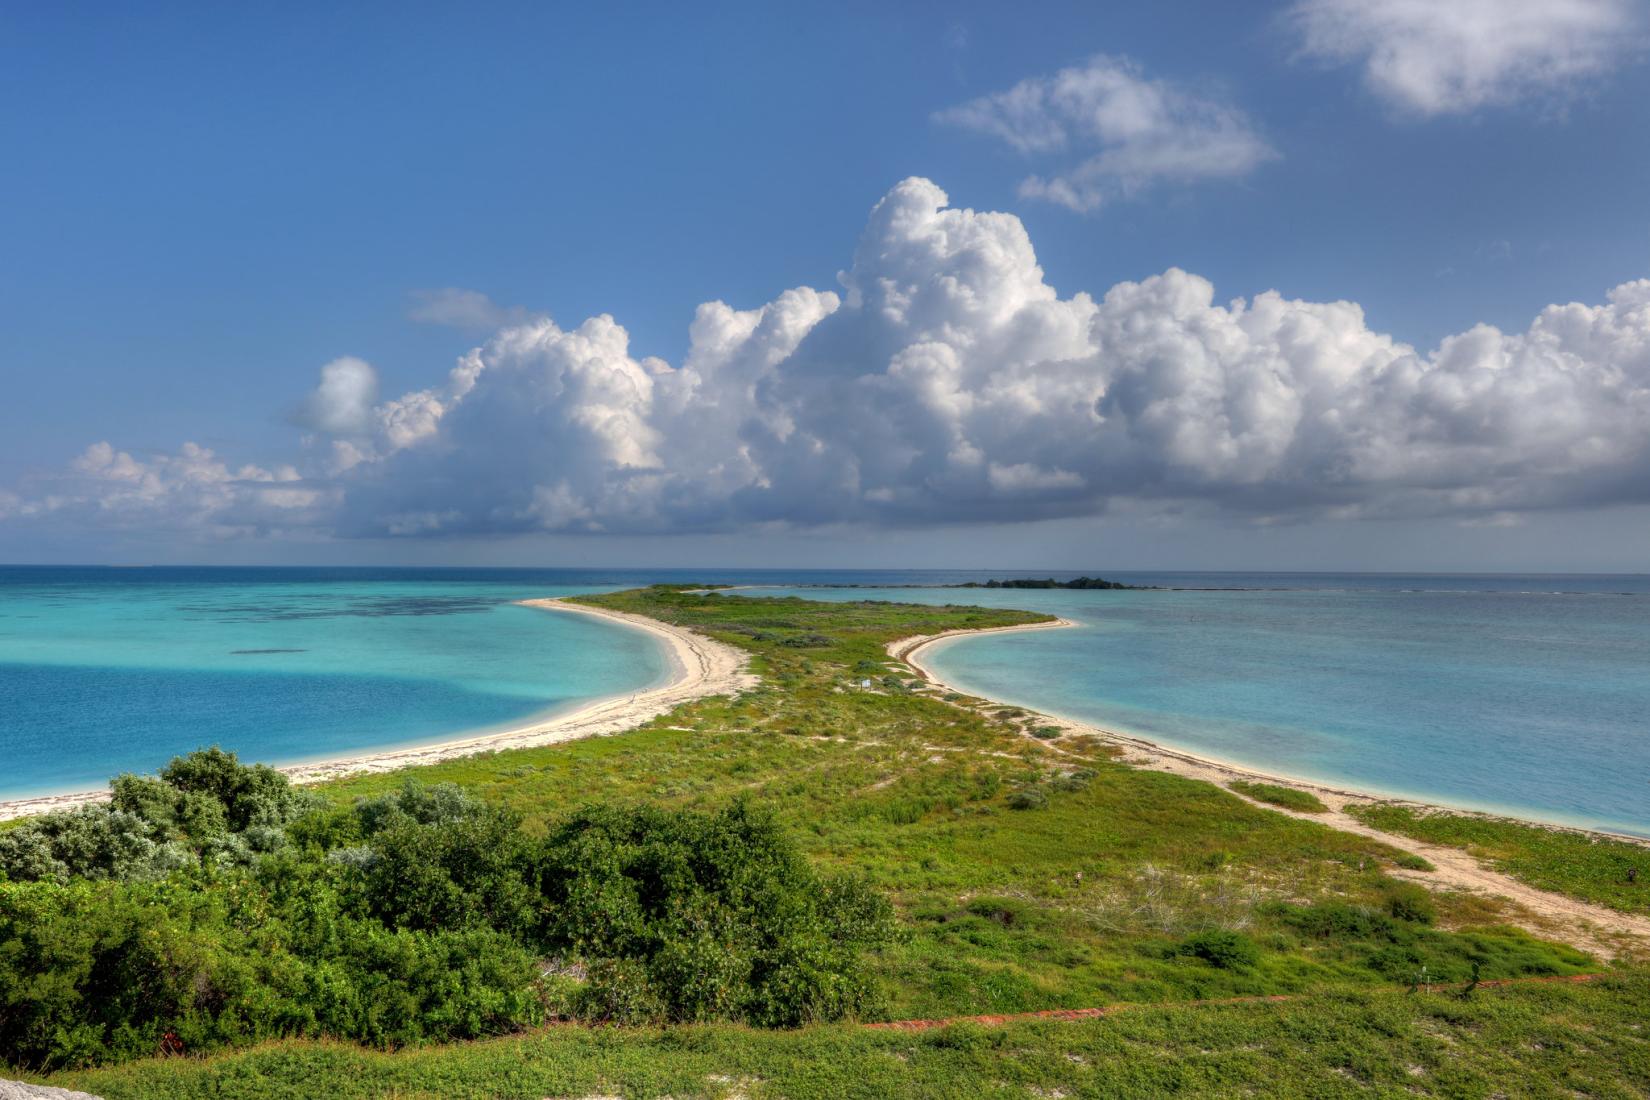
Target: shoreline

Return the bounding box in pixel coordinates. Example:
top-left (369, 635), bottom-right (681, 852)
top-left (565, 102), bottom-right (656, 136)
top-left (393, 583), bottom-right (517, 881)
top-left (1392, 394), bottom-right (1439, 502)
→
top-left (892, 619), bottom-right (1650, 847)
top-left (0, 598), bottom-right (755, 822)
top-left (891, 618), bottom-right (1650, 957)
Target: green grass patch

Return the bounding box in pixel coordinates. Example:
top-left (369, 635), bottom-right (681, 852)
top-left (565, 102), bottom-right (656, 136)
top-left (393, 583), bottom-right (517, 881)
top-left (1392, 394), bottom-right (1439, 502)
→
top-left (1228, 781), bottom-right (1328, 814)
top-left (1347, 803), bottom-right (1650, 915)
top-left (39, 972), bottom-right (1650, 1099)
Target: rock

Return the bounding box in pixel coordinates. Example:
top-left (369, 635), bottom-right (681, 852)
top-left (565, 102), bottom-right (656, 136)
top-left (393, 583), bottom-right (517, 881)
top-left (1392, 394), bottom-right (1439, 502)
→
top-left (0, 1081), bottom-right (104, 1100)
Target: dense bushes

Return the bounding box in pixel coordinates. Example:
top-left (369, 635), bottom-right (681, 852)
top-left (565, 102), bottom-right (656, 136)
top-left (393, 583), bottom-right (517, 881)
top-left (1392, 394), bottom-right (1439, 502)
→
top-left (0, 752), bottom-right (894, 1071)
top-left (0, 748), bottom-right (315, 883)
top-left (536, 802), bottom-right (893, 1026)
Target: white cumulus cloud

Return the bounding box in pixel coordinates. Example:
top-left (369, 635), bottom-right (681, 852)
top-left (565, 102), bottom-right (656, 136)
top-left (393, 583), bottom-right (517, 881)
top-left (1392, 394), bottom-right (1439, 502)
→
top-left (935, 55), bottom-right (1277, 212)
top-left (6, 178), bottom-right (1650, 542)
top-left (295, 356), bottom-right (380, 436)
top-left (1291, 0), bottom-right (1642, 116)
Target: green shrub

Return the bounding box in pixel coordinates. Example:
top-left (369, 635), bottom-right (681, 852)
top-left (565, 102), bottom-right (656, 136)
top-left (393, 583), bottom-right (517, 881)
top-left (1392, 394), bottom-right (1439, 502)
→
top-left (358, 807), bottom-right (537, 938)
top-left (1278, 901), bottom-right (1398, 942)
top-left (0, 749), bottom-right (315, 884)
top-left (1227, 781), bottom-right (1328, 814)
top-left (1393, 852), bottom-right (1436, 872)
top-left (534, 800), bottom-right (894, 1027)
top-left (1007, 787), bottom-right (1047, 811)
top-left (1050, 769), bottom-right (1095, 793)
top-left (1384, 882), bottom-right (1438, 925)
top-left (575, 958), bottom-right (666, 1024)
top-left (1175, 929), bottom-right (1260, 969)
top-left (925, 1021), bottom-right (1004, 1051)
top-left (0, 776), bottom-right (894, 1070)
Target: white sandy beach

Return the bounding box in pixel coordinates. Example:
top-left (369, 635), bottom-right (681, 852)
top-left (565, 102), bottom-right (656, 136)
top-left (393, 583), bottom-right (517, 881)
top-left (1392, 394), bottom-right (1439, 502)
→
top-left (0, 598), bottom-right (755, 822)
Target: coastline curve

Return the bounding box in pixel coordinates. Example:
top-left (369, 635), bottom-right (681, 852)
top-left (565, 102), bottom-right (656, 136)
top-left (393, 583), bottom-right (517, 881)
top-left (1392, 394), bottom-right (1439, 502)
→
top-left (0, 598), bottom-right (755, 822)
top-left (888, 617), bottom-right (1650, 958)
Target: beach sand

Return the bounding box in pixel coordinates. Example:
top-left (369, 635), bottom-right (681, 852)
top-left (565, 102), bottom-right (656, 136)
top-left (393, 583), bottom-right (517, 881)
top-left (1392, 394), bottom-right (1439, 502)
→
top-left (890, 618), bottom-right (1650, 959)
top-left (0, 598), bottom-right (755, 822)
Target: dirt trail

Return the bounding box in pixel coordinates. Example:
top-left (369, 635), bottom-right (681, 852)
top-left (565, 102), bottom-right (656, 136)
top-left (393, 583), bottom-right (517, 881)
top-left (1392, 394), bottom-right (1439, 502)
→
top-left (889, 621), bottom-right (1650, 961)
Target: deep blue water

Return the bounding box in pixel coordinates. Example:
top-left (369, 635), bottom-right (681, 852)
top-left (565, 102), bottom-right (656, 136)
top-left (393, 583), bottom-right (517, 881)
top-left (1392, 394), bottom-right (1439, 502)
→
top-left (4, 567), bottom-right (1649, 835)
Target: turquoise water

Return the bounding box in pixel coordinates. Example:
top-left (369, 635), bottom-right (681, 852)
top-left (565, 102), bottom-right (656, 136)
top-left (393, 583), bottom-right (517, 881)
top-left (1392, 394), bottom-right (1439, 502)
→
top-left (6, 568), bottom-right (1649, 836)
top-left (0, 568), bottom-right (670, 798)
top-left (734, 576), bottom-right (1650, 837)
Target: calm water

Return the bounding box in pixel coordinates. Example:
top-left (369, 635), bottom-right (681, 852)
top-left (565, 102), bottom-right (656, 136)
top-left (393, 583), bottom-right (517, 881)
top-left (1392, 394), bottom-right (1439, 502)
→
top-left (4, 567), bottom-right (1649, 835)
top-left (735, 574), bottom-right (1650, 836)
top-left (0, 567), bottom-right (677, 798)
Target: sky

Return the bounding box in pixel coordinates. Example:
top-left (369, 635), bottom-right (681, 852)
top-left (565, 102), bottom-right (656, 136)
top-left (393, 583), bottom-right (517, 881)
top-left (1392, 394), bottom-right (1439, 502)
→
top-left (3, 0), bottom-right (1650, 571)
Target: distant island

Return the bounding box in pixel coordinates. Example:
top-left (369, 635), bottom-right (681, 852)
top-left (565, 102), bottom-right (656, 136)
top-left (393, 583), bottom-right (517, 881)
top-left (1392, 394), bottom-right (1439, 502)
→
top-left (955, 576), bottom-right (1147, 590)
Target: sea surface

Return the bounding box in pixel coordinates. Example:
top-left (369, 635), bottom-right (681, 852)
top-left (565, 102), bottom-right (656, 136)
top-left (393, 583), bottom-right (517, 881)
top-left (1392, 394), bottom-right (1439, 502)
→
top-left (3, 567), bottom-right (1649, 836)
top-left (732, 573), bottom-right (1650, 837)
top-left (0, 567), bottom-right (673, 799)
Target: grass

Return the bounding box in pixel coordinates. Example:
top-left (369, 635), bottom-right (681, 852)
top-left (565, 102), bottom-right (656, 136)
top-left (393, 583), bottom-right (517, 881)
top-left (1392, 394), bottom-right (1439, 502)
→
top-left (40, 973), bottom-right (1650, 1099)
top-left (13, 586), bottom-right (1646, 1095)
top-left (1346, 803), bottom-right (1650, 915)
top-left (1228, 781), bottom-right (1329, 814)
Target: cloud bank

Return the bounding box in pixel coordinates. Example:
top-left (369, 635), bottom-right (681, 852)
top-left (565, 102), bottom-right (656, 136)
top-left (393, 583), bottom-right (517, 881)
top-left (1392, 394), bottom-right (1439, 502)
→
top-left (6, 178), bottom-right (1650, 542)
top-left (1292, 0), bottom-right (1641, 116)
top-left (935, 55), bottom-right (1276, 212)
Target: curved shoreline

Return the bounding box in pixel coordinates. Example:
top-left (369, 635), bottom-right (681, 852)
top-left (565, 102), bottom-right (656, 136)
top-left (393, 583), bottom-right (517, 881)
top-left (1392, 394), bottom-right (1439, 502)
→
top-left (891, 618), bottom-right (1650, 958)
top-left (0, 598), bottom-right (755, 822)
top-left (895, 619), bottom-right (1650, 846)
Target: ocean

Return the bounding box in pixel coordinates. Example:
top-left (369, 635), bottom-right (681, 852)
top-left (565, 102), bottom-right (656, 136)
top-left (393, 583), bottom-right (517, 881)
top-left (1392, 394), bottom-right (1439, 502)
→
top-left (734, 573), bottom-right (1650, 837)
top-left (3, 567), bottom-right (1648, 836)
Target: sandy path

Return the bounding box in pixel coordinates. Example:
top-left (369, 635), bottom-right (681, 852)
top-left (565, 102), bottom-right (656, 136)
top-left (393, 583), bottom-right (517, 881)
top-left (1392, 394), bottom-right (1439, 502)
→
top-left (0, 598), bottom-right (754, 822)
top-left (891, 619), bottom-right (1650, 960)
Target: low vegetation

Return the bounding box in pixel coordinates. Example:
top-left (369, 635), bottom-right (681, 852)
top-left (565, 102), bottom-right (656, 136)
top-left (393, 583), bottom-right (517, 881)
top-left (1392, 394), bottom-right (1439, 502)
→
top-left (6, 587), bottom-right (1644, 1095)
top-left (37, 972), bottom-right (1650, 1099)
top-left (1228, 780), bottom-right (1328, 814)
top-left (1347, 802), bottom-right (1650, 915)
top-left (0, 752), bottom-right (891, 1070)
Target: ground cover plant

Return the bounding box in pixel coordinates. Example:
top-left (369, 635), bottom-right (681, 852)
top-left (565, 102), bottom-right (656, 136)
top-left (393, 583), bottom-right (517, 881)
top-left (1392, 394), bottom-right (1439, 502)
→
top-left (6, 587), bottom-right (1642, 1094)
top-left (1347, 802), bottom-right (1650, 915)
top-left (1227, 780), bottom-right (1328, 814)
top-left (36, 971), bottom-right (1650, 1100)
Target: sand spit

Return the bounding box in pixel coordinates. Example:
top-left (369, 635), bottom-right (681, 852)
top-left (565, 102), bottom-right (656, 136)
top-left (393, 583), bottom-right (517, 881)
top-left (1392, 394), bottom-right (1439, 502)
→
top-left (890, 618), bottom-right (1650, 959)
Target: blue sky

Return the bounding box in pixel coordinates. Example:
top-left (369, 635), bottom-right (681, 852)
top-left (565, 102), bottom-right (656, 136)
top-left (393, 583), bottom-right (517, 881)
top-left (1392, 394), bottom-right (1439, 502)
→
top-left (3, 1), bottom-right (1650, 570)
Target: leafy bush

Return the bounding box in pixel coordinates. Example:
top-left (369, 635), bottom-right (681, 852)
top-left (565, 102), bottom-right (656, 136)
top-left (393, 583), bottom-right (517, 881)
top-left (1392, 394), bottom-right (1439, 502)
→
top-left (0, 869), bottom-right (543, 1070)
top-left (0, 749), bottom-right (315, 884)
top-left (1383, 881), bottom-right (1438, 925)
top-left (1175, 929), bottom-right (1260, 969)
top-left (1007, 787), bottom-right (1047, 810)
top-left (0, 764), bottom-right (895, 1070)
top-left (534, 801), bottom-right (894, 1026)
top-left (1227, 781), bottom-right (1328, 814)
top-left (1050, 769), bottom-right (1095, 793)
top-left (1278, 901), bottom-right (1398, 942)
